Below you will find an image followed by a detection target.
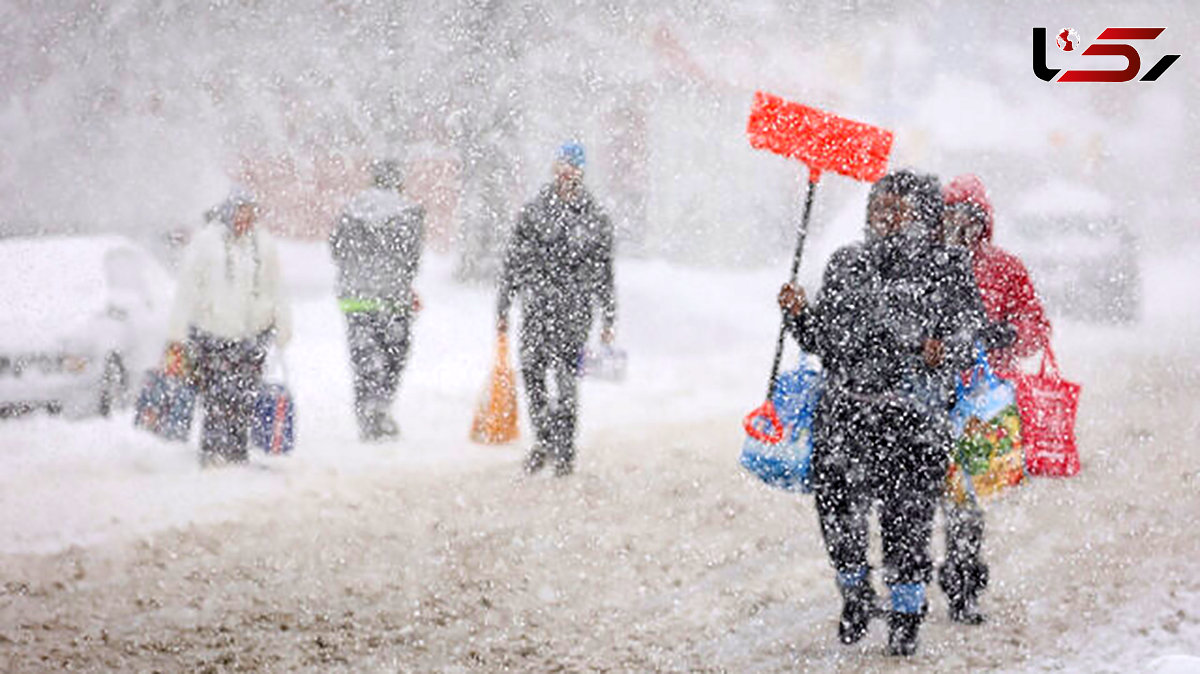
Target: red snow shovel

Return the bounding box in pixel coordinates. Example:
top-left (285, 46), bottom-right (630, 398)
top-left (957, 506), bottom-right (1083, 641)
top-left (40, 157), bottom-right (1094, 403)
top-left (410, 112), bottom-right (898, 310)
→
top-left (742, 92), bottom-right (893, 451)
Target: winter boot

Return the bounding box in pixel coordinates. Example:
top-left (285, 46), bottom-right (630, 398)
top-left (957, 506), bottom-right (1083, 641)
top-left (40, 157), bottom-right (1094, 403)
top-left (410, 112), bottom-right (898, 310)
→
top-left (375, 413), bottom-right (400, 439)
top-left (357, 405), bottom-right (381, 441)
top-left (524, 444), bottom-right (548, 474)
top-left (887, 611), bottom-right (922, 656)
top-left (940, 562), bottom-right (989, 624)
top-left (553, 455), bottom-right (574, 477)
top-left (552, 438), bottom-right (575, 477)
top-left (886, 583), bottom-right (927, 656)
top-left (836, 569), bottom-right (878, 645)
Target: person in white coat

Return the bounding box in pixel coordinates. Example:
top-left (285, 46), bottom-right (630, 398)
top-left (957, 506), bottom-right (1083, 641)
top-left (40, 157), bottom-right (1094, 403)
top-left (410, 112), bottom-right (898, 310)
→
top-left (166, 187), bottom-right (291, 465)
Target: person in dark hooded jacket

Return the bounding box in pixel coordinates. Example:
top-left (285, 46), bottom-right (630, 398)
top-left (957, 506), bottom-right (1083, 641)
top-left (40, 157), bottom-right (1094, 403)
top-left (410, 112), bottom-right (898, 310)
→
top-left (777, 170), bottom-right (1002, 656)
top-left (497, 143), bottom-right (616, 477)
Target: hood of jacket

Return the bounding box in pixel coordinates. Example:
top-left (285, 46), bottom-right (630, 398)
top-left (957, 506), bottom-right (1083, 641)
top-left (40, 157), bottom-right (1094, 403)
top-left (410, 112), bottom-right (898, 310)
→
top-left (944, 173), bottom-right (995, 244)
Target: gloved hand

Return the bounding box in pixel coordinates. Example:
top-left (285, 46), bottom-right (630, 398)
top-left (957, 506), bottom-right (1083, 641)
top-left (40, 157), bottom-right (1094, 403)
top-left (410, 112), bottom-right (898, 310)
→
top-left (922, 338), bottom-right (946, 368)
top-left (778, 283), bottom-right (806, 317)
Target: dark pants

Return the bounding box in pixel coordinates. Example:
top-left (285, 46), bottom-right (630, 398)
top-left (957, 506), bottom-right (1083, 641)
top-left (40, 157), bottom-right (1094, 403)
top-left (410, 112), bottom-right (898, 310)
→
top-left (519, 339), bottom-right (582, 466)
top-left (344, 310), bottom-right (411, 429)
top-left (811, 393), bottom-right (947, 604)
top-left (940, 496), bottom-right (988, 603)
top-left (189, 328), bottom-right (269, 463)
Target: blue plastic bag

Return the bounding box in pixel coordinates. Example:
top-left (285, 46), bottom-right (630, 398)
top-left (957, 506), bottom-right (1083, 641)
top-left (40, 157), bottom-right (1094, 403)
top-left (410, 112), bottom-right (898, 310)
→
top-left (252, 382), bottom-right (295, 455)
top-left (739, 356), bottom-right (824, 493)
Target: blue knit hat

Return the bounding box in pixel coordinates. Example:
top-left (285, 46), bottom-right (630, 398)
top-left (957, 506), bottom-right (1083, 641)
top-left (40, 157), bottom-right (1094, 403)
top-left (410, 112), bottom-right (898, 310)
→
top-left (556, 142), bottom-right (586, 169)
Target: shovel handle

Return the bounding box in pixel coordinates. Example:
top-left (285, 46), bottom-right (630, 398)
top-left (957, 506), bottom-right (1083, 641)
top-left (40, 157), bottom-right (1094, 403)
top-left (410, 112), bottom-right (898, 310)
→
top-left (766, 175), bottom-right (819, 399)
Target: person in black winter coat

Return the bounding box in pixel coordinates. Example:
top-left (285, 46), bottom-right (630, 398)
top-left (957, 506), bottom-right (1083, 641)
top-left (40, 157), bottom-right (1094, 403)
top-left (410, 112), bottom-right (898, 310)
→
top-left (777, 170), bottom-right (1005, 656)
top-left (496, 143), bottom-right (617, 477)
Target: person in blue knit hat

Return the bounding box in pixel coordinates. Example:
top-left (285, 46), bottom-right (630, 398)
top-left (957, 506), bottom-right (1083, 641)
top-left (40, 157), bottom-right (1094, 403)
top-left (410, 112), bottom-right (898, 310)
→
top-left (556, 142), bottom-right (586, 170)
top-left (496, 142), bottom-right (617, 477)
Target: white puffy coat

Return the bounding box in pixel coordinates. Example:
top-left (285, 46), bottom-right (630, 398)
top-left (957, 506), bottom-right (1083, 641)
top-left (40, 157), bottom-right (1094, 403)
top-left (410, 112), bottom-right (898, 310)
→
top-left (168, 225), bottom-right (292, 346)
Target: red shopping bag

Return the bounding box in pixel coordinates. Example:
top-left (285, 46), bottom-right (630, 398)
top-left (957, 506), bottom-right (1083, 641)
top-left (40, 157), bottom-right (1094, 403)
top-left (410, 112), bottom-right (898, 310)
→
top-left (1005, 346), bottom-right (1081, 477)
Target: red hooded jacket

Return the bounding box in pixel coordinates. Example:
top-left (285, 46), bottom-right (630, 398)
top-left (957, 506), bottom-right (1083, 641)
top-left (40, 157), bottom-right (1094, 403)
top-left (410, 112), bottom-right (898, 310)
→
top-left (944, 174), bottom-right (1051, 372)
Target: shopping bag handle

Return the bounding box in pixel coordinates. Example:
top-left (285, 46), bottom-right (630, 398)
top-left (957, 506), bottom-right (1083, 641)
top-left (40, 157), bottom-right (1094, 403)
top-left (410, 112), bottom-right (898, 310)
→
top-left (743, 399), bottom-right (785, 444)
top-left (496, 331), bottom-right (510, 365)
top-left (1039, 343), bottom-right (1061, 379)
top-left (264, 344), bottom-right (290, 384)
top-left (961, 341), bottom-right (996, 393)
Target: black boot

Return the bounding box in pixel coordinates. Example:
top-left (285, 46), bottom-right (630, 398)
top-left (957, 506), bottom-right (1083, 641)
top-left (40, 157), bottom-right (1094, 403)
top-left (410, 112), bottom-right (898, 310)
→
top-left (553, 456), bottom-right (574, 477)
top-left (523, 444), bottom-right (548, 474)
top-left (375, 413), bottom-right (400, 439)
top-left (887, 611), bottom-right (922, 656)
top-left (940, 562), bottom-right (989, 625)
top-left (837, 581), bottom-right (878, 645)
top-left (357, 407), bottom-right (383, 442)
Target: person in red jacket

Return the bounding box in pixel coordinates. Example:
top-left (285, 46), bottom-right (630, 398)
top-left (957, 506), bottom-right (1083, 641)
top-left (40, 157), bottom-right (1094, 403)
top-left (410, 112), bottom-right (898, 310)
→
top-left (936, 174), bottom-right (1052, 624)
top-left (943, 174), bottom-right (1051, 372)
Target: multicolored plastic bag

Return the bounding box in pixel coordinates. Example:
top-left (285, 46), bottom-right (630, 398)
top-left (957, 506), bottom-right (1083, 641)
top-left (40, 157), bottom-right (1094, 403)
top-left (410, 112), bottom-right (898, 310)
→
top-left (946, 346), bottom-right (1024, 504)
top-left (133, 368), bottom-right (197, 442)
top-left (470, 332), bottom-right (520, 445)
top-left (1005, 345), bottom-right (1081, 477)
top-left (740, 356), bottom-right (824, 494)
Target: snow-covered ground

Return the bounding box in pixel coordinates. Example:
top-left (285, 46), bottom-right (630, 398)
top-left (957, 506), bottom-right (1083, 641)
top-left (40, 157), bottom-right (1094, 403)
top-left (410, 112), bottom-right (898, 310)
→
top-left (1, 240), bottom-right (1198, 671)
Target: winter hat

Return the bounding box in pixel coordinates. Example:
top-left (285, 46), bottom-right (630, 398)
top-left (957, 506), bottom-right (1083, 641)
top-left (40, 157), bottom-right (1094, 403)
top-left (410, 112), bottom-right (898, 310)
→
top-left (371, 158), bottom-right (404, 190)
top-left (556, 142), bottom-right (586, 169)
top-left (214, 185), bottom-right (259, 229)
top-left (944, 174), bottom-right (994, 241)
top-left (868, 168), bottom-right (921, 204)
top-left (868, 169), bottom-right (940, 237)
top-left (911, 173), bottom-right (945, 240)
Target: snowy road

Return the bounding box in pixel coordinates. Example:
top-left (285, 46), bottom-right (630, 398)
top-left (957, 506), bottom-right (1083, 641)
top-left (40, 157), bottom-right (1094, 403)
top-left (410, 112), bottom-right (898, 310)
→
top-left (2, 247), bottom-right (1198, 671)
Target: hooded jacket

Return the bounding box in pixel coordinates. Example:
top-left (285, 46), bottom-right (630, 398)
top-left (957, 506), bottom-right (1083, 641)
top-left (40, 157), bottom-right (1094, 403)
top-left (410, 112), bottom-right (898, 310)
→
top-left (944, 174), bottom-right (1050, 371)
top-left (788, 172), bottom-right (987, 415)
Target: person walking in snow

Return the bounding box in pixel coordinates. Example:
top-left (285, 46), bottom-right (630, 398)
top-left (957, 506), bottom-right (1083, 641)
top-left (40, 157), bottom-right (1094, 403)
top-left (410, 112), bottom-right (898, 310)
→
top-left (167, 187), bottom-right (292, 466)
top-left (942, 174), bottom-right (1051, 372)
top-left (776, 170), bottom-right (995, 656)
top-left (496, 142), bottom-right (617, 477)
top-left (933, 173), bottom-right (1051, 625)
top-left (330, 159), bottom-right (425, 441)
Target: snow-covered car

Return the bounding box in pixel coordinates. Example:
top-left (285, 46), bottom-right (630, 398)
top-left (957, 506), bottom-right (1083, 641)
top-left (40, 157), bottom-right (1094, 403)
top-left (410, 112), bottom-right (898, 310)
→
top-left (0, 235), bottom-right (173, 417)
top-left (1005, 180), bottom-right (1140, 324)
